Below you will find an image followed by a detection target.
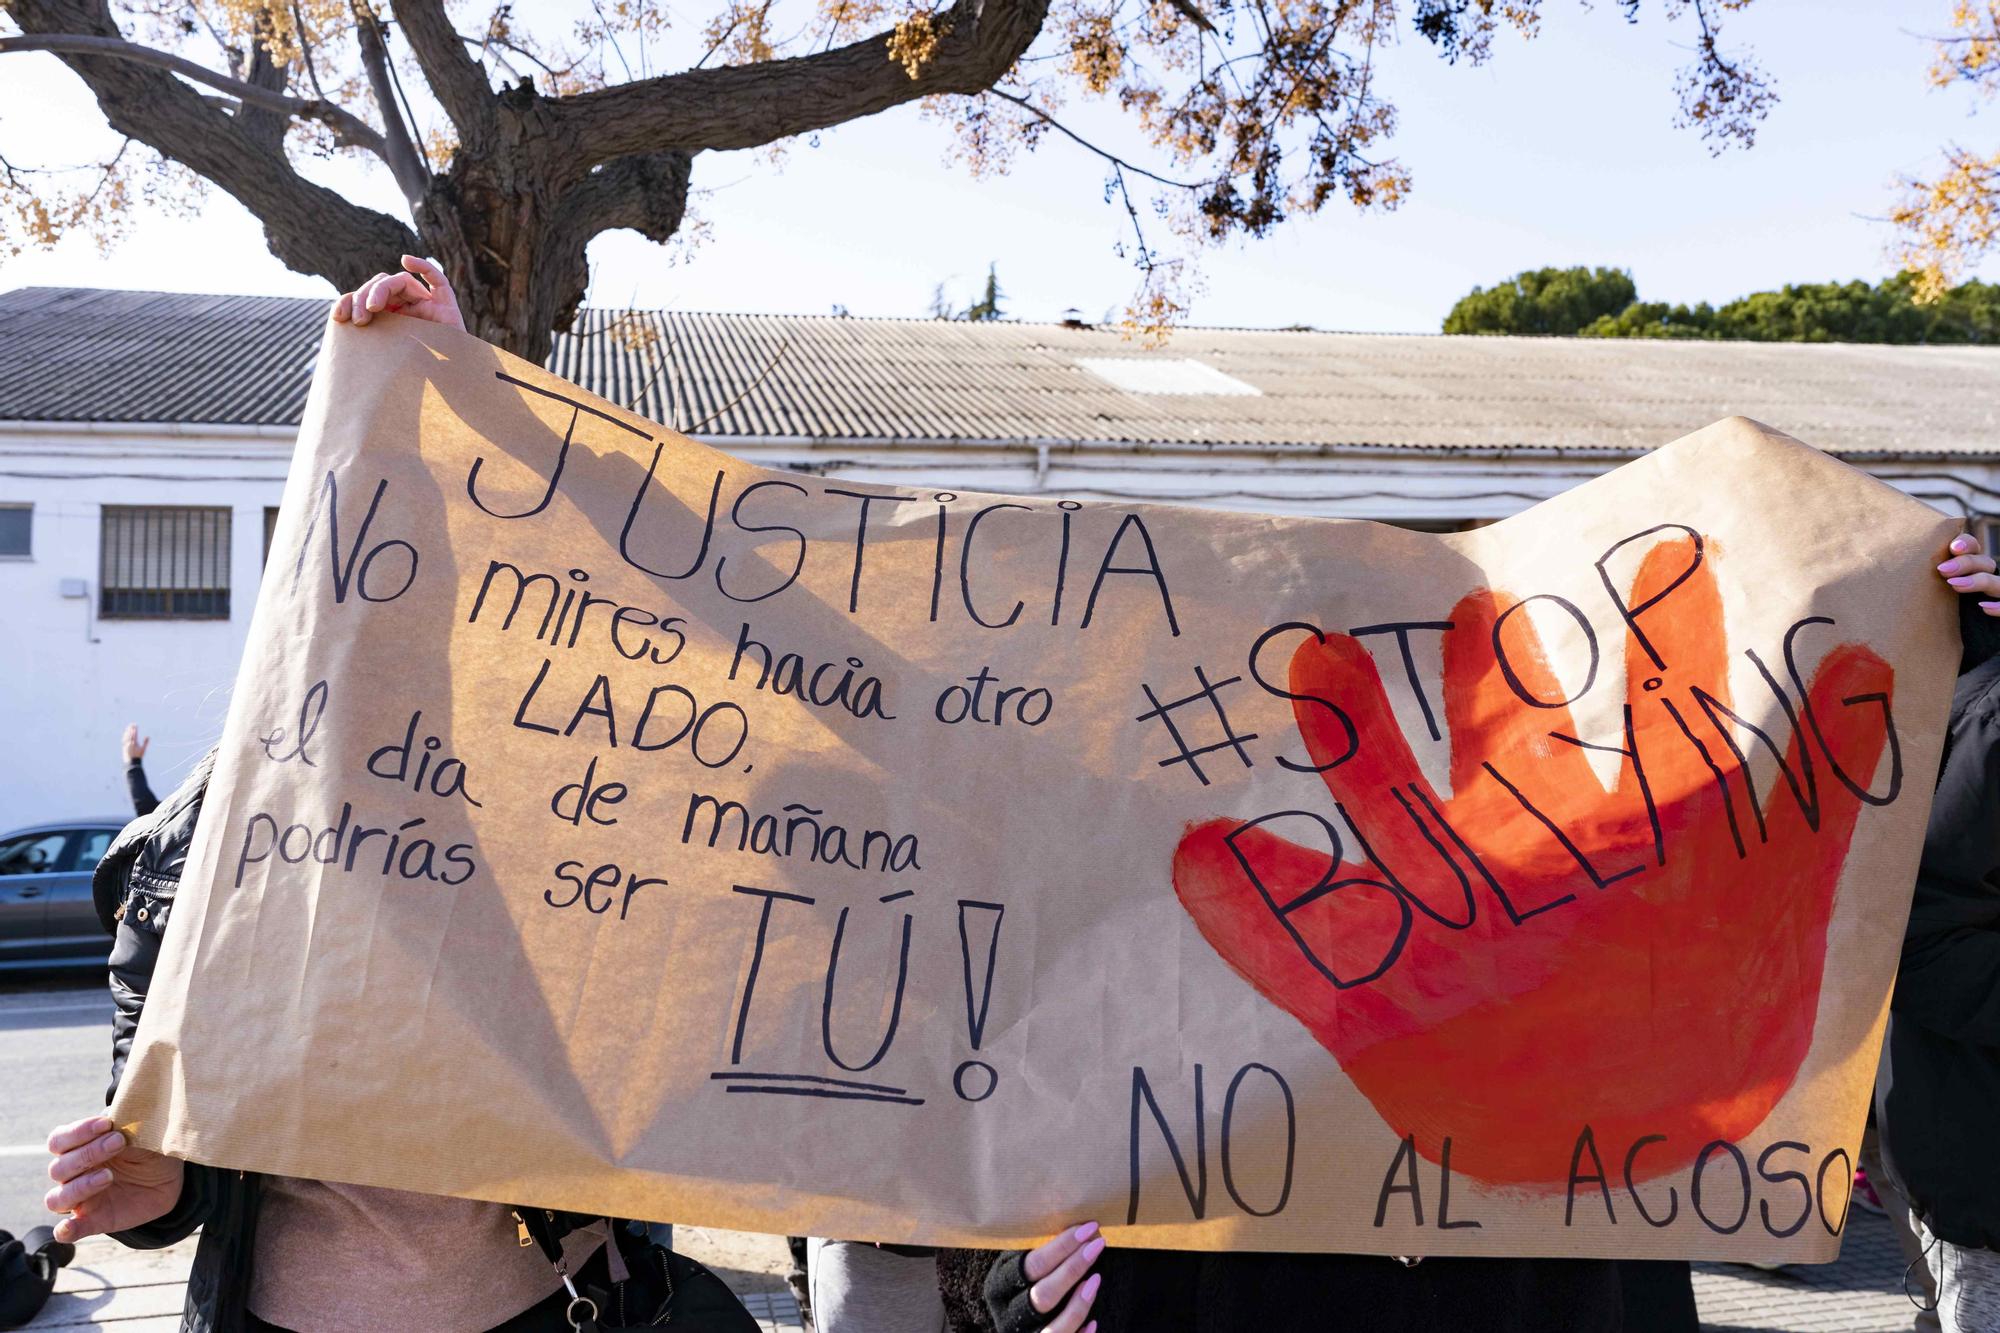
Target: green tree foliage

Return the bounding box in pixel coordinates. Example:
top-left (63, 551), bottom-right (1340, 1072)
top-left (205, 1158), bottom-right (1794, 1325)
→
top-left (1447, 268), bottom-right (2000, 344)
top-left (1578, 274), bottom-right (2000, 343)
top-left (962, 264), bottom-right (1006, 322)
top-left (928, 264), bottom-right (1008, 321)
top-left (1441, 266), bottom-right (1638, 336)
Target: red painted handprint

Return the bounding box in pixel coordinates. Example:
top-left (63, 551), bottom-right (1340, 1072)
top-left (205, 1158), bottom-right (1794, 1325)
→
top-left (1173, 534), bottom-right (1896, 1188)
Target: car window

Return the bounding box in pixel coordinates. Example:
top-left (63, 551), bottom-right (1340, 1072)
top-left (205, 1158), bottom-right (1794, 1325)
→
top-left (67, 829), bottom-right (115, 872)
top-left (0, 831), bottom-right (71, 876)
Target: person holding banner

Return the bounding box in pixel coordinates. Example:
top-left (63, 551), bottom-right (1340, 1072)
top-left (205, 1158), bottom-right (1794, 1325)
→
top-left (934, 576), bottom-right (2000, 1328)
top-left (43, 256), bottom-right (1995, 1333)
top-left (1875, 542), bottom-right (2000, 1333)
top-left (44, 749), bottom-right (696, 1333)
top-left (42, 261), bottom-right (759, 1333)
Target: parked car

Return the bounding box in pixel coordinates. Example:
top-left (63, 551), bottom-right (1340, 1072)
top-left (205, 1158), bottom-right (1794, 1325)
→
top-left (0, 818), bottom-right (129, 969)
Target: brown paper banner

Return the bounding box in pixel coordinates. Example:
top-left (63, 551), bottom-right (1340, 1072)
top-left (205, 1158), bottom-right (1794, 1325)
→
top-left (113, 315), bottom-right (1961, 1261)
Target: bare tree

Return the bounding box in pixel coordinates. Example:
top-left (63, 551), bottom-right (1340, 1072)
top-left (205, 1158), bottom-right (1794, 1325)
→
top-left (1, 0), bottom-right (1775, 357)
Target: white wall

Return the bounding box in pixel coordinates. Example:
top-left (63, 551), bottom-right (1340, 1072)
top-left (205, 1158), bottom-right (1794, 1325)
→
top-left (2, 422), bottom-right (1995, 831)
top-left (0, 424), bottom-right (291, 829)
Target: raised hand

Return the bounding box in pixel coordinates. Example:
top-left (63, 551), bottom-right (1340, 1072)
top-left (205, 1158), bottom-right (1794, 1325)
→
top-left (333, 255), bottom-right (465, 333)
top-left (120, 724), bottom-right (147, 764)
top-left (1174, 533), bottom-right (1896, 1188)
top-left (45, 1116), bottom-right (183, 1243)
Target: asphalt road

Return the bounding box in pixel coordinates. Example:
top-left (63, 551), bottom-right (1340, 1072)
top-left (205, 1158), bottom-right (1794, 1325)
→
top-left (0, 974), bottom-right (114, 1235)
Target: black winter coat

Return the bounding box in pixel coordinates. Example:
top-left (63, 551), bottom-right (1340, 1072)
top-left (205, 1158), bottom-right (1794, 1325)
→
top-left (1876, 649), bottom-right (2000, 1250)
top-left (92, 756), bottom-right (606, 1333)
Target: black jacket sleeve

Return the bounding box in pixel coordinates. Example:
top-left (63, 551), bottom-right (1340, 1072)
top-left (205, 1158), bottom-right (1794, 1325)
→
top-left (125, 760), bottom-right (158, 817)
top-left (1893, 678), bottom-right (2000, 1046)
top-left (106, 900), bottom-right (158, 1099)
top-left (103, 819), bottom-right (216, 1249)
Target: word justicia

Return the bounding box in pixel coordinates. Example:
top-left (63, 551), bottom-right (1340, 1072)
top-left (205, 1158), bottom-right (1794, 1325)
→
top-left (465, 374), bottom-right (1182, 638)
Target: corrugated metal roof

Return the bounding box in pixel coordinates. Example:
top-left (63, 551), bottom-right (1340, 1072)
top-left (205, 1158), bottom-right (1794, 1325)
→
top-left (1, 285), bottom-right (1996, 455)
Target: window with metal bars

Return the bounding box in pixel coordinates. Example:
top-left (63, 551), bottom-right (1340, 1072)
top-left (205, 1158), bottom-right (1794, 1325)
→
top-left (99, 506), bottom-right (232, 619)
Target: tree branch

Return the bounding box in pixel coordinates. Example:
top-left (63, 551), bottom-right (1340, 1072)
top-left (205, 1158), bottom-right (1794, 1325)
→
top-left (5, 0), bottom-right (418, 288)
top-left (552, 0), bottom-right (1051, 162)
top-left (985, 89), bottom-right (1202, 189)
top-left (291, 0), bottom-right (331, 99)
top-left (351, 6), bottom-right (431, 199)
top-left (535, 148), bottom-right (693, 337)
top-left (565, 150), bottom-right (694, 240)
top-left (383, 0), bottom-right (495, 138)
top-left (0, 32), bottom-right (388, 155)
top-left (459, 29), bottom-right (565, 80)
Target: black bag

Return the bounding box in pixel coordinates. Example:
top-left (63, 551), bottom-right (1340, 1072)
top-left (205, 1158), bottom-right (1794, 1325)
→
top-left (517, 1211), bottom-right (760, 1332)
top-left (0, 1227), bottom-right (74, 1330)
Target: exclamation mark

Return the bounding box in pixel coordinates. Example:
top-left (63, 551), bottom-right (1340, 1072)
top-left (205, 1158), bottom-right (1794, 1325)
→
top-left (955, 900), bottom-right (1005, 1102)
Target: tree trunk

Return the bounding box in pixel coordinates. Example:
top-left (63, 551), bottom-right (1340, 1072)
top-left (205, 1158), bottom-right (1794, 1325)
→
top-left (419, 86), bottom-right (693, 363)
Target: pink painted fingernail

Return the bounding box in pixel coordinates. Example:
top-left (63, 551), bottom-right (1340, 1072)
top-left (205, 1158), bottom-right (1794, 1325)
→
top-left (1949, 576), bottom-right (1977, 587)
top-left (1073, 1221), bottom-right (1098, 1241)
top-left (1981, 601), bottom-right (2000, 610)
top-left (1081, 1273), bottom-right (1102, 1297)
top-left (1082, 1236), bottom-right (1106, 1262)
top-left (1941, 561), bottom-right (1960, 573)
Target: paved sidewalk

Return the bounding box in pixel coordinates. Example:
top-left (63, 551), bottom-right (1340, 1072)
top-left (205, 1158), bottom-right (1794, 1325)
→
top-left (26, 1236), bottom-right (188, 1332)
top-left (1692, 1208), bottom-right (1926, 1332)
top-left (25, 1214), bottom-right (1931, 1332)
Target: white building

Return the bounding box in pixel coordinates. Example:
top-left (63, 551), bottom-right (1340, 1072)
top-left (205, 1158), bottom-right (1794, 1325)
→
top-left (3, 284), bottom-right (1998, 826)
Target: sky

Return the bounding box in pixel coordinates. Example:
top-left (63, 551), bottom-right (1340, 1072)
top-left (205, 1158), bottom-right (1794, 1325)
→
top-left (0, 0), bottom-right (1992, 331)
